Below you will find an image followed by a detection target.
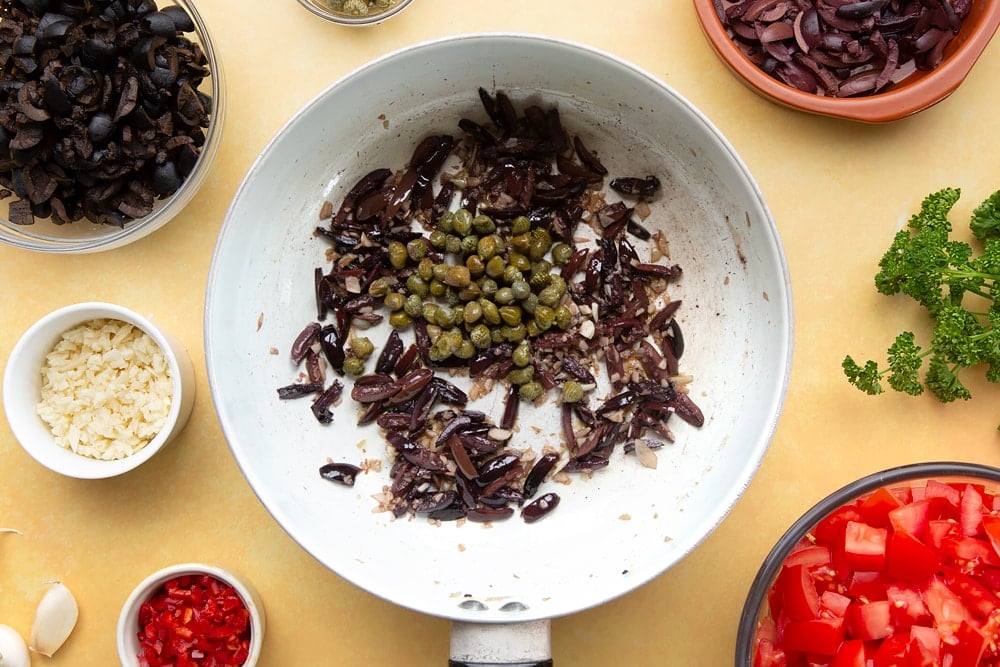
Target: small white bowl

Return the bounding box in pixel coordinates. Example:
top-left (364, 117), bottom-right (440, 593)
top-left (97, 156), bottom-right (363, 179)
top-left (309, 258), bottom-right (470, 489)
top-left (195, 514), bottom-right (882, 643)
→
top-left (296, 0), bottom-right (414, 25)
top-left (117, 563), bottom-right (265, 666)
top-left (2, 302), bottom-right (195, 479)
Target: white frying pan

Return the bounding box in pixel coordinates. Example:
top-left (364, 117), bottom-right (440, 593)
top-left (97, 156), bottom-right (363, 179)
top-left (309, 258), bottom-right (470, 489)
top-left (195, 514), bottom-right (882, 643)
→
top-left (205, 33), bottom-right (792, 665)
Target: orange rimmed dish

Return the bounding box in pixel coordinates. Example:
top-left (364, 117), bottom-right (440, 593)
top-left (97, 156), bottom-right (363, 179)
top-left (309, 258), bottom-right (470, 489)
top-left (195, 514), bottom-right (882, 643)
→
top-left (693, 0), bottom-right (1000, 123)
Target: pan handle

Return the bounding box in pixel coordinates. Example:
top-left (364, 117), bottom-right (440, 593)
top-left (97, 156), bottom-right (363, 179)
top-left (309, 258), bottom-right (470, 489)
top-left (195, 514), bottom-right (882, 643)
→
top-left (449, 619), bottom-right (552, 666)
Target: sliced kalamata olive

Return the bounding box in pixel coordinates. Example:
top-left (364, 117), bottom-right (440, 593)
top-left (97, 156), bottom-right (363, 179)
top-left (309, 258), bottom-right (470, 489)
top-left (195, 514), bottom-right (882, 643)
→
top-left (521, 493), bottom-right (560, 523)
top-left (320, 462), bottom-right (361, 487)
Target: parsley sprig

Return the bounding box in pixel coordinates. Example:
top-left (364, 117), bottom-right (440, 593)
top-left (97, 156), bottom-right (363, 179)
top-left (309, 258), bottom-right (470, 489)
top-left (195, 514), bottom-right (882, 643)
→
top-left (842, 188), bottom-right (1000, 416)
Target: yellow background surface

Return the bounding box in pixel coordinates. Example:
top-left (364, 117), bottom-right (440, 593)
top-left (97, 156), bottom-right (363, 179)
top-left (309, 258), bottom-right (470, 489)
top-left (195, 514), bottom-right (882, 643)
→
top-left (3, 1), bottom-right (1000, 664)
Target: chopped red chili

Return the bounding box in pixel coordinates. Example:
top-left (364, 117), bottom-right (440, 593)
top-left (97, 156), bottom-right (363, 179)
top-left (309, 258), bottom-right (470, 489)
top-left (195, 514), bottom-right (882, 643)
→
top-left (136, 574), bottom-right (252, 667)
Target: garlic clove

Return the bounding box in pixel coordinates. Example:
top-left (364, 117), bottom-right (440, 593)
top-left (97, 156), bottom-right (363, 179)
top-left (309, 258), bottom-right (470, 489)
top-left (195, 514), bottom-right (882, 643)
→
top-left (0, 624), bottom-right (30, 667)
top-left (29, 582), bottom-right (78, 657)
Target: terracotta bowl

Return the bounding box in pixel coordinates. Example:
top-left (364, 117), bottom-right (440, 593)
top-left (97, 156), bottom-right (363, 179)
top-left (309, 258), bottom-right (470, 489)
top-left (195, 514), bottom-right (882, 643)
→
top-left (693, 0), bottom-right (1000, 123)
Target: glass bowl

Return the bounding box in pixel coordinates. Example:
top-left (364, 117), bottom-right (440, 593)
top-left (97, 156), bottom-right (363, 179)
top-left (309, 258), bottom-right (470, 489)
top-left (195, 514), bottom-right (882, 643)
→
top-left (736, 461), bottom-right (1000, 666)
top-left (693, 0), bottom-right (1000, 123)
top-left (117, 563), bottom-right (265, 666)
top-left (0, 0), bottom-right (226, 253)
top-left (296, 0), bottom-right (415, 26)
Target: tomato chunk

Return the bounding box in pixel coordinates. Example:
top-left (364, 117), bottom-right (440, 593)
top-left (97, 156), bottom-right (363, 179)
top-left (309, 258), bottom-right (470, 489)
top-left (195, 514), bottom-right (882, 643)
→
top-left (844, 520), bottom-right (888, 571)
top-left (780, 617), bottom-right (845, 655)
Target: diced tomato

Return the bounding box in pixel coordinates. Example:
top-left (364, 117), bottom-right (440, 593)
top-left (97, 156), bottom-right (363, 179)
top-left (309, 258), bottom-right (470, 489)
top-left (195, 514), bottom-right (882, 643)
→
top-left (942, 621), bottom-right (988, 667)
top-left (960, 484), bottom-right (985, 537)
top-left (845, 570), bottom-right (887, 601)
top-left (829, 638), bottom-right (866, 667)
top-left (782, 543), bottom-right (832, 570)
top-left (872, 633), bottom-right (910, 667)
top-left (814, 505), bottom-right (863, 546)
top-left (908, 625), bottom-right (941, 660)
top-left (886, 584), bottom-right (933, 630)
top-left (887, 530), bottom-right (941, 582)
top-left (820, 590), bottom-right (851, 617)
top-left (925, 480), bottom-right (961, 507)
top-left (753, 637), bottom-right (787, 667)
top-left (940, 567), bottom-right (1000, 619)
top-left (922, 575), bottom-right (974, 638)
top-left (846, 600), bottom-right (893, 641)
top-left (939, 534), bottom-right (1000, 568)
top-left (859, 487), bottom-right (904, 527)
top-left (844, 520), bottom-right (888, 571)
top-left (982, 514), bottom-right (1000, 558)
top-left (779, 563), bottom-right (821, 621)
top-left (780, 617), bottom-right (845, 655)
top-left (889, 498), bottom-right (932, 538)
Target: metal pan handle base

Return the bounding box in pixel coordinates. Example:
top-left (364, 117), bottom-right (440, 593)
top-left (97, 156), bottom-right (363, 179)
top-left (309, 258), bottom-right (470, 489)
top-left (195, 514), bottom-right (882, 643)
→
top-left (449, 619), bottom-right (552, 666)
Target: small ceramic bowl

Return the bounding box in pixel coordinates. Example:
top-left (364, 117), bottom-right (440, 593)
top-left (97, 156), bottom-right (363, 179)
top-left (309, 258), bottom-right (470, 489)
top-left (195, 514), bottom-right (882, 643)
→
top-left (117, 563), bottom-right (265, 666)
top-left (735, 461), bottom-right (1000, 665)
top-left (693, 0), bottom-right (1000, 122)
top-left (2, 302), bottom-right (196, 479)
top-left (0, 0), bottom-right (226, 253)
top-left (296, 0), bottom-right (414, 25)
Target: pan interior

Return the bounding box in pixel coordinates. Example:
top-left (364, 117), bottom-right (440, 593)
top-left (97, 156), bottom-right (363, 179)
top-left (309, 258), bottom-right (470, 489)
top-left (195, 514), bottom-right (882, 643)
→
top-left (205, 34), bottom-right (792, 623)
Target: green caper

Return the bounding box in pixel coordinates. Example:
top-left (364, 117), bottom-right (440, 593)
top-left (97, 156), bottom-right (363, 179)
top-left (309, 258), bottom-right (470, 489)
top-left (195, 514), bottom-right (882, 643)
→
top-left (504, 323), bottom-right (527, 343)
top-left (422, 302), bottom-right (440, 323)
top-left (479, 277), bottom-right (498, 299)
top-left (507, 366), bottom-right (534, 385)
top-left (350, 336), bottom-right (375, 359)
top-left (511, 233), bottom-right (531, 255)
top-left (522, 292), bottom-right (539, 315)
top-left (435, 304), bottom-right (457, 328)
top-left (453, 208), bottom-right (473, 235)
top-left (343, 356), bottom-right (366, 377)
top-left (444, 286), bottom-right (461, 306)
top-left (437, 211), bottom-right (455, 233)
top-left (458, 283), bottom-right (481, 302)
top-left (519, 381), bottom-right (545, 402)
top-left (469, 324), bottom-right (492, 349)
top-left (495, 286), bottom-right (515, 305)
top-left (511, 215), bottom-right (531, 236)
top-left (389, 311), bottom-right (413, 328)
top-left (444, 265), bottom-right (471, 288)
top-left (551, 242), bottom-right (573, 265)
top-left (526, 320), bottom-right (541, 338)
top-left (429, 278), bottom-right (446, 297)
top-left (472, 214), bottom-right (496, 234)
top-left (531, 259), bottom-right (553, 277)
top-left (452, 304), bottom-right (465, 324)
top-left (533, 305), bottom-right (555, 331)
top-left (510, 279), bottom-right (531, 301)
top-left (418, 257), bottom-right (434, 281)
top-left (466, 254), bottom-right (485, 278)
top-left (538, 284), bottom-right (562, 307)
top-left (508, 252), bottom-right (531, 272)
top-left (388, 240), bottom-right (408, 269)
top-left (485, 256), bottom-right (506, 279)
top-left (406, 274), bottom-right (429, 298)
top-left (499, 305), bottom-right (522, 326)
top-left (368, 277), bottom-right (391, 298)
top-left (528, 269), bottom-right (552, 291)
top-left (512, 341), bottom-right (532, 367)
top-left (432, 262), bottom-right (449, 281)
top-left (404, 293), bottom-right (424, 317)
top-left (477, 235), bottom-right (498, 261)
top-left (491, 328), bottom-right (505, 345)
top-left (429, 229), bottom-right (448, 249)
top-left (384, 291), bottom-right (405, 311)
top-left (406, 238), bottom-right (427, 262)
top-left (460, 235), bottom-right (479, 256)
top-left (554, 305), bottom-right (573, 330)
top-left (445, 235), bottom-right (462, 255)
top-left (480, 299), bottom-right (501, 326)
top-left (561, 380), bottom-right (584, 403)
top-left (454, 339), bottom-right (476, 360)
top-left (503, 265), bottom-right (524, 284)
top-left (463, 301), bottom-right (483, 325)
top-left (528, 228), bottom-right (552, 261)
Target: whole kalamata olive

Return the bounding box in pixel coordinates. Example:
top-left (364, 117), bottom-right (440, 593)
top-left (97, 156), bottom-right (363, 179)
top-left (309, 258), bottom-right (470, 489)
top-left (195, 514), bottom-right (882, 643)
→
top-left (151, 162), bottom-right (181, 195)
